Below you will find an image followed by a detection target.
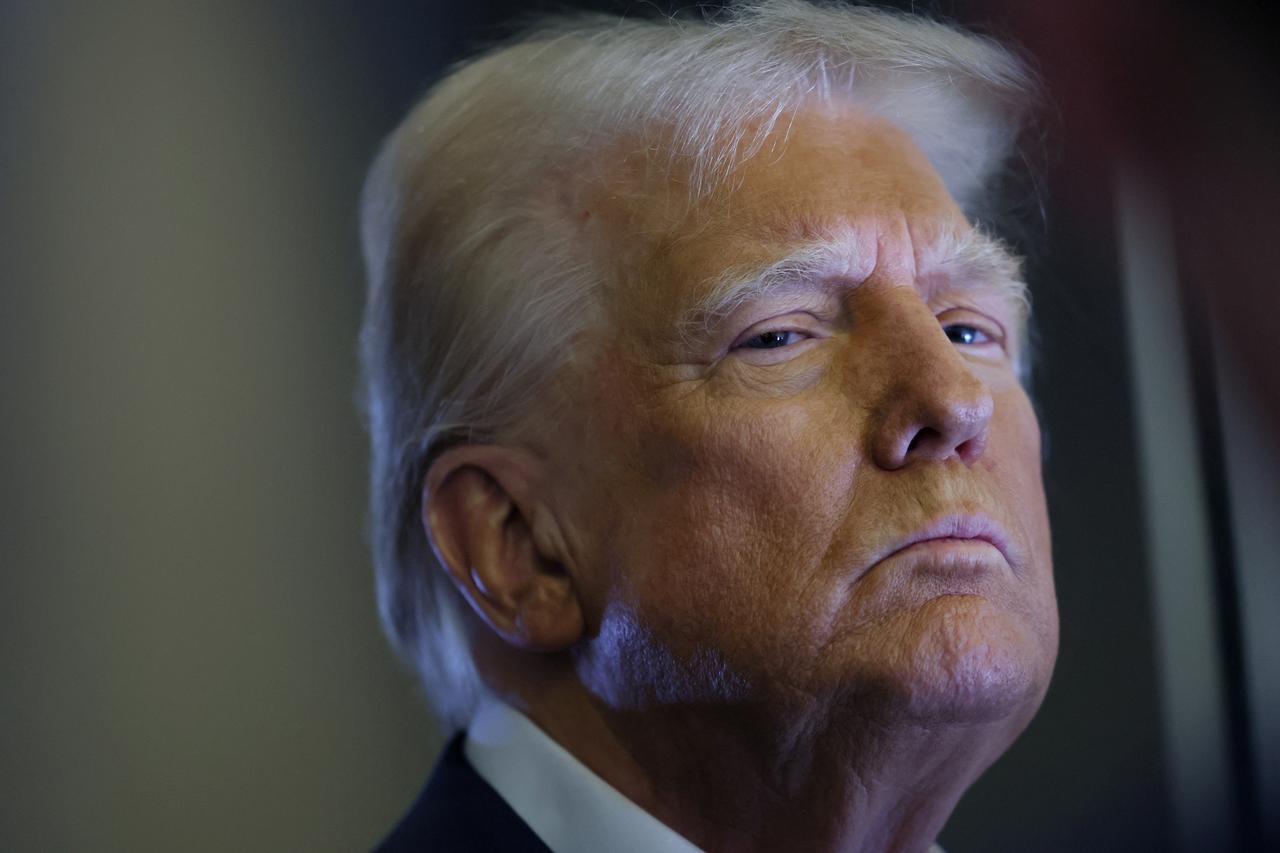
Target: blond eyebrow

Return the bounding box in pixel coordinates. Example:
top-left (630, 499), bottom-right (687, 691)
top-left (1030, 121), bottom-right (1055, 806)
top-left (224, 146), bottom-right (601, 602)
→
top-left (676, 228), bottom-right (1029, 345)
top-left (917, 228), bottom-right (1030, 323)
top-left (676, 241), bottom-right (860, 344)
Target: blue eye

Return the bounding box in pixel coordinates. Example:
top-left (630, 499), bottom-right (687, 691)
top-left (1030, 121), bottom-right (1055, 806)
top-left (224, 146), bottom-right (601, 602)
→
top-left (943, 324), bottom-right (990, 345)
top-left (741, 330), bottom-right (803, 349)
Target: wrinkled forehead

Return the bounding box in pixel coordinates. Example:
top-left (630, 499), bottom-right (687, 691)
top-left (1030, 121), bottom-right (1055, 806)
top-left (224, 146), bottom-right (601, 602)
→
top-left (586, 106), bottom-right (989, 333)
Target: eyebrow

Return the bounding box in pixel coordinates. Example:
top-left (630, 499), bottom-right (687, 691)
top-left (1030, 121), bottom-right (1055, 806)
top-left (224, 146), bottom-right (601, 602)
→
top-left (676, 228), bottom-right (1029, 345)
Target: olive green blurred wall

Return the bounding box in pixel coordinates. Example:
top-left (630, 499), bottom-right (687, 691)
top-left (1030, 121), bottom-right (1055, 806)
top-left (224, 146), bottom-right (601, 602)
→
top-left (1, 3), bottom-right (440, 850)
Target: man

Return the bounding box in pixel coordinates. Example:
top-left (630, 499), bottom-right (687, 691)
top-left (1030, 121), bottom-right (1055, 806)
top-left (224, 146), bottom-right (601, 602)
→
top-left (360, 2), bottom-right (1058, 851)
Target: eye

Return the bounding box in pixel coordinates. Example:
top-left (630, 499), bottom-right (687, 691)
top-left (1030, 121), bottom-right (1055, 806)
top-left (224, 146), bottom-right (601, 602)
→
top-left (942, 323), bottom-right (992, 346)
top-left (737, 329), bottom-right (809, 350)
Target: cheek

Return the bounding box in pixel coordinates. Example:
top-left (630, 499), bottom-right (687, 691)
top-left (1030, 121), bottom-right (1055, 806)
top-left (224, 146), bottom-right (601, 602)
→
top-left (985, 396), bottom-right (1037, 497)
top-left (986, 386), bottom-right (1057, 639)
top-left (990, 387), bottom-right (1049, 548)
top-left (604, 387), bottom-right (862, 671)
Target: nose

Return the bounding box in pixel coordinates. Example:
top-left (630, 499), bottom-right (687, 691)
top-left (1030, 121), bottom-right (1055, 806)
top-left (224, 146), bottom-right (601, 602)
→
top-left (861, 290), bottom-right (994, 470)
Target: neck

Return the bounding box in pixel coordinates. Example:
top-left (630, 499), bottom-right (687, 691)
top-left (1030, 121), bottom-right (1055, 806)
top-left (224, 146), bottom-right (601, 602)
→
top-left (502, 675), bottom-right (1026, 853)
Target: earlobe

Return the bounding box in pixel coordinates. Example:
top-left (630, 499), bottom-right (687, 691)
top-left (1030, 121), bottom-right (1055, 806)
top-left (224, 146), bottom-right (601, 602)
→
top-left (422, 445), bottom-right (584, 652)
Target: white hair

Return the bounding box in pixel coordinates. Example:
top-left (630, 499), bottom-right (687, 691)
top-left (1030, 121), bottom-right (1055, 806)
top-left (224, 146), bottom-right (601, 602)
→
top-left (358, 0), bottom-right (1040, 731)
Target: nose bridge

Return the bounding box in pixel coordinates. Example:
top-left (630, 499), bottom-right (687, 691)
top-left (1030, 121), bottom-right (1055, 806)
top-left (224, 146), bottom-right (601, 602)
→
top-left (853, 284), bottom-right (994, 469)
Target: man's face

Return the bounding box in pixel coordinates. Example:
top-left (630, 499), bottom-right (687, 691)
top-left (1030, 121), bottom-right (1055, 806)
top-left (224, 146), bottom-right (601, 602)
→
top-left (551, 107), bottom-right (1058, 730)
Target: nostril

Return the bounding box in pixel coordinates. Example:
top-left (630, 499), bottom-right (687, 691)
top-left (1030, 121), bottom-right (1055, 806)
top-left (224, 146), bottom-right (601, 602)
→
top-left (956, 432), bottom-right (988, 465)
top-left (900, 423), bottom-right (986, 466)
top-left (906, 427), bottom-right (941, 455)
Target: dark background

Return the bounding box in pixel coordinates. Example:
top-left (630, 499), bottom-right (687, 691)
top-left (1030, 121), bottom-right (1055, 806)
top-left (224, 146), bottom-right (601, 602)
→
top-left (2, 2), bottom-right (1274, 851)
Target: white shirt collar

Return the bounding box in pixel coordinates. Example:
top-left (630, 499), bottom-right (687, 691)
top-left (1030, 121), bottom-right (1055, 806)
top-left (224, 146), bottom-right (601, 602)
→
top-left (463, 697), bottom-right (703, 853)
top-left (464, 696), bottom-right (945, 853)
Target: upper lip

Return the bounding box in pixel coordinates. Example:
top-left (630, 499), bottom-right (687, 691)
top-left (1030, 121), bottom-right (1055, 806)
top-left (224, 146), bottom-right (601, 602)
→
top-left (876, 513), bottom-right (1012, 567)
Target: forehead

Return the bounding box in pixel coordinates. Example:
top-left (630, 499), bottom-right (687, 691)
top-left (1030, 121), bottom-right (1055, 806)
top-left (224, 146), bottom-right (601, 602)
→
top-left (593, 106), bottom-right (974, 335)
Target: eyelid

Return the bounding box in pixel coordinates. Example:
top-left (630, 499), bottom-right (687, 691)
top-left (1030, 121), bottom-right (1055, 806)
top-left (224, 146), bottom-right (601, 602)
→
top-left (936, 307), bottom-right (1008, 346)
top-left (729, 316), bottom-right (822, 351)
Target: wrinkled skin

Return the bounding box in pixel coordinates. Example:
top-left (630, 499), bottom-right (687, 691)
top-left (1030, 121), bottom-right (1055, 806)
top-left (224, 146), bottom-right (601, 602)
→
top-left (560, 108), bottom-right (1058, 718)
top-left (465, 105), bottom-right (1058, 853)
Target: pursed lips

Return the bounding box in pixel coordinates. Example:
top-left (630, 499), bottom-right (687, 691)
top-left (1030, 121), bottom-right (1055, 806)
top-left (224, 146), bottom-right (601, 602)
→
top-left (873, 513), bottom-right (1013, 571)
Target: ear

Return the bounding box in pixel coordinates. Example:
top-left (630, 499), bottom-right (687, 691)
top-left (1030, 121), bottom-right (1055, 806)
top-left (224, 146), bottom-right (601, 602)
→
top-left (422, 444), bottom-right (584, 652)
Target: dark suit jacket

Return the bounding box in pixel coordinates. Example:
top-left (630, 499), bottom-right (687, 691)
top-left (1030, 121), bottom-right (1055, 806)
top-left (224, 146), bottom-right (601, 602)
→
top-left (372, 732), bottom-right (552, 853)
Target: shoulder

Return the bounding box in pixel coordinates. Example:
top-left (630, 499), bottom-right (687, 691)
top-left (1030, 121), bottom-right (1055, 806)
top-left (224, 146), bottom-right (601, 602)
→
top-left (371, 732), bottom-right (551, 853)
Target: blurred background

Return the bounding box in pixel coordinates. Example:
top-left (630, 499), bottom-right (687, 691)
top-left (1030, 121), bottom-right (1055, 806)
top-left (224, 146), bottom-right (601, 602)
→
top-left (1, 1), bottom-right (1275, 851)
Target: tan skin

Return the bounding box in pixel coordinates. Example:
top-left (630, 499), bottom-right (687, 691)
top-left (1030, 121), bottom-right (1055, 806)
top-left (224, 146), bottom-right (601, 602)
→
top-left (424, 106), bottom-right (1059, 853)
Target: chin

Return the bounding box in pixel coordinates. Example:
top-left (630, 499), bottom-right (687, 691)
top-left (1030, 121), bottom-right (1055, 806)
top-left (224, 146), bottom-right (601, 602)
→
top-left (844, 596), bottom-right (1053, 727)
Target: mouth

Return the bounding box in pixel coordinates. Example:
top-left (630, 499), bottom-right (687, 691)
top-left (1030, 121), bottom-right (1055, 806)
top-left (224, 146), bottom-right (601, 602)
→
top-left (876, 513), bottom-right (1012, 569)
